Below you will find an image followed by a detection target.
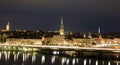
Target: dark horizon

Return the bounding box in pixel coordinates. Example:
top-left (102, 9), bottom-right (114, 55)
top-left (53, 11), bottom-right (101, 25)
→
top-left (0, 0), bottom-right (120, 32)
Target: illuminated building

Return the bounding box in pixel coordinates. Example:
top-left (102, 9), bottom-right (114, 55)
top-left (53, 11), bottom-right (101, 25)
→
top-left (49, 17), bottom-right (66, 45)
top-left (51, 35), bottom-right (65, 45)
top-left (6, 38), bottom-right (42, 45)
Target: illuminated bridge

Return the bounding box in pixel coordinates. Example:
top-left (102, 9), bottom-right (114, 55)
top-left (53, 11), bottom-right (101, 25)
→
top-left (0, 44), bottom-right (120, 53)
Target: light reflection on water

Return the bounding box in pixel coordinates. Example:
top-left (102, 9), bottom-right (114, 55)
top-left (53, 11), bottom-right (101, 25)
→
top-left (0, 51), bottom-right (119, 65)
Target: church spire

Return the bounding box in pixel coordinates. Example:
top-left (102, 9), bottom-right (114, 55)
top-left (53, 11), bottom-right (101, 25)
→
top-left (60, 17), bottom-right (64, 35)
top-left (98, 27), bottom-right (101, 34)
top-left (98, 27), bottom-right (102, 38)
top-left (61, 17), bottom-right (63, 25)
top-left (6, 21), bottom-right (10, 31)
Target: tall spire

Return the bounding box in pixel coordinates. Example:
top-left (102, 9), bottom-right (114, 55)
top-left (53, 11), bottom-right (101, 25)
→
top-left (8, 21), bottom-right (10, 26)
top-left (60, 17), bottom-right (64, 35)
top-left (61, 17), bottom-right (63, 25)
top-left (98, 27), bottom-right (101, 34)
top-left (6, 21), bottom-right (10, 31)
top-left (98, 27), bottom-right (102, 39)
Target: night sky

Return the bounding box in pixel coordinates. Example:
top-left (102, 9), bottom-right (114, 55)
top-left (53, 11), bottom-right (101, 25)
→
top-left (0, 0), bottom-right (120, 32)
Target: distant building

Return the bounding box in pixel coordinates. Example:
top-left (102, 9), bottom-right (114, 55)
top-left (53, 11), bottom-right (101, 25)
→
top-left (51, 35), bottom-right (65, 45)
top-left (6, 38), bottom-right (42, 45)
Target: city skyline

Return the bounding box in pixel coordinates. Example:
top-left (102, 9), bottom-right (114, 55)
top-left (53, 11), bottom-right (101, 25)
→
top-left (0, 0), bottom-right (120, 32)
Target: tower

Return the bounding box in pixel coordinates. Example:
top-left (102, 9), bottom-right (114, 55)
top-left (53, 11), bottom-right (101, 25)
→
top-left (6, 21), bottom-right (10, 31)
top-left (60, 17), bottom-right (64, 35)
top-left (98, 27), bottom-right (102, 39)
top-left (98, 27), bottom-right (101, 34)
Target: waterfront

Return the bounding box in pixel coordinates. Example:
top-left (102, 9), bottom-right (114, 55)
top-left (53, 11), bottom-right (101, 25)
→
top-left (0, 51), bottom-right (119, 65)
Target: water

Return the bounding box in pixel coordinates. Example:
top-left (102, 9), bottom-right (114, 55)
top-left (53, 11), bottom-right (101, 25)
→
top-left (0, 51), bottom-right (119, 65)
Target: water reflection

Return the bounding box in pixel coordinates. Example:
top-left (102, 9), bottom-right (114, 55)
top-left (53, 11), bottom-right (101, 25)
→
top-left (96, 60), bottom-right (98, 65)
top-left (84, 59), bottom-right (87, 65)
top-left (66, 58), bottom-right (69, 65)
top-left (0, 51), bottom-right (119, 65)
top-left (89, 59), bottom-right (91, 65)
top-left (102, 61), bottom-right (105, 65)
top-left (42, 55), bottom-right (45, 64)
top-left (0, 52), bottom-right (1, 60)
top-left (51, 56), bottom-right (55, 64)
top-left (32, 54), bottom-right (36, 63)
top-left (108, 61), bottom-right (111, 65)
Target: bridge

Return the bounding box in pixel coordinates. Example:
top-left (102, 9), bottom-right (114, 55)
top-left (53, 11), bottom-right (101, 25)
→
top-left (0, 44), bottom-right (120, 53)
